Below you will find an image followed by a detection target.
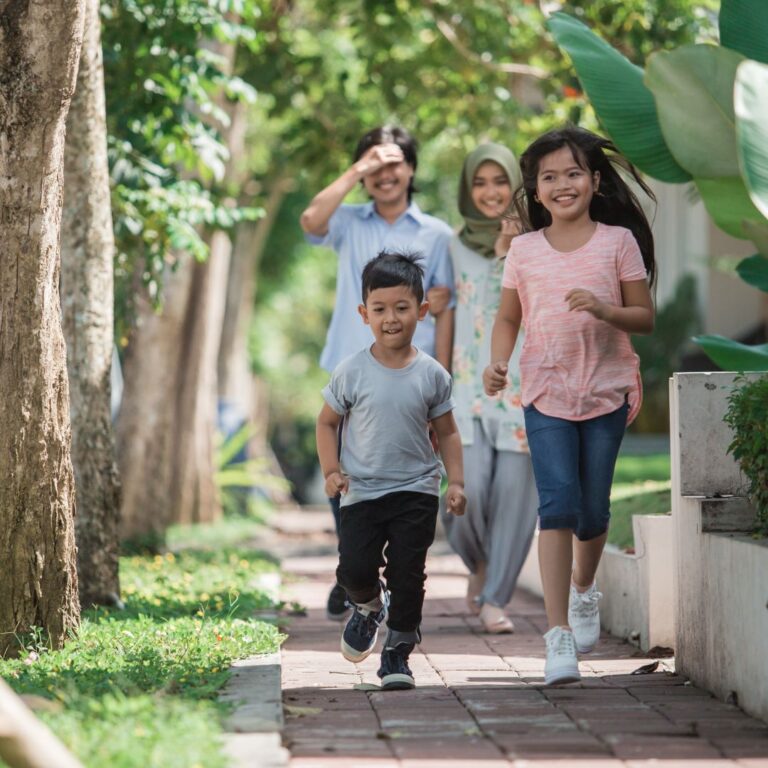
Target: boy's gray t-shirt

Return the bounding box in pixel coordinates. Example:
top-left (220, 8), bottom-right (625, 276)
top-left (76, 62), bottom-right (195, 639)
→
top-left (322, 347), bottom-right (455, 507)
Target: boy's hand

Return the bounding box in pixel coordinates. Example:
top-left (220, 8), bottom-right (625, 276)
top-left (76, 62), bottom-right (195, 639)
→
top-left (353, 143), bottom-right (404, 177)
top-left (446, 483), bottom-right (466, 516)
top-left (483, 361), bottom-right (508, 396)
top-left (324, 471), bottom-right (349, 498)
top-left (426, 285), bottom-right (451, 316)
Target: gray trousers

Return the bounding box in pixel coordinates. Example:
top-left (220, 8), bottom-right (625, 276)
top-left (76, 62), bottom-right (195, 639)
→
top-left (442, 419), bottom-right (538, 608)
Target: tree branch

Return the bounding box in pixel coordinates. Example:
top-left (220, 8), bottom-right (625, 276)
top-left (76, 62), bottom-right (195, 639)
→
top-left (432, 17), bottom-right (548, 79)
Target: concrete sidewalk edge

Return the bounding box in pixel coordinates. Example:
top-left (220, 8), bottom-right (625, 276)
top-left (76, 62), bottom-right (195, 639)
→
top-left (220, 567), bottom-right (289, 767)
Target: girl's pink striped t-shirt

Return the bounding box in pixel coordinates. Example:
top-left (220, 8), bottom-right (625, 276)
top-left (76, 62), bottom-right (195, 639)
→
top-left (502, 222), bottom-right (647, 423)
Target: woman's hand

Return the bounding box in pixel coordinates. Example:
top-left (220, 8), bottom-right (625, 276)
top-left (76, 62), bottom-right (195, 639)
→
top-left (445, 482), bottom-right (467, 516)
top-left (565, 288), bottom-right (608, 321)
top-left (483, 361), bottom-right (508, 395)
top-left (324, 471), bottom-right (349, 498)
top-left (494, 214), bottom-right (521, 259)
top-left (426, 285), bottom-right (451, 317)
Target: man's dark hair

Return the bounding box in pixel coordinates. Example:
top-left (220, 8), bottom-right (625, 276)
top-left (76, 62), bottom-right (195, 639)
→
top-left (353, 125), bottom-right (418, 200)
top-left (361, 250), bottom-right (425, 304)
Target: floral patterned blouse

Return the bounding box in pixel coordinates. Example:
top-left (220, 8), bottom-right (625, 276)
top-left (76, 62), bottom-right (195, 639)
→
top-left (450, 236), bottom-right (528, 453)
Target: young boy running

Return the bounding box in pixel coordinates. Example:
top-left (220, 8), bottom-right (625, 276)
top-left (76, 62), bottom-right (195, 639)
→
top-left (316, 251), bottom-right (466, 690)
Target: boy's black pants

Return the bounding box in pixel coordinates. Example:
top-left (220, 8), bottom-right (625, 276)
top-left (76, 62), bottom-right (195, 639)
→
top-left (336, 491), bottom-right (438, 632)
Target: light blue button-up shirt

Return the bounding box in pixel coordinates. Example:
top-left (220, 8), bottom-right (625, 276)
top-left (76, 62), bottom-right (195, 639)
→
top-left (307, 201), bottom-right (455, 372)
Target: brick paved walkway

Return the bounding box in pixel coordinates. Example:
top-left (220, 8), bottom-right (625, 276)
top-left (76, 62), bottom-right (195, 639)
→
top-left (276, 509), bottom-right (768, 767)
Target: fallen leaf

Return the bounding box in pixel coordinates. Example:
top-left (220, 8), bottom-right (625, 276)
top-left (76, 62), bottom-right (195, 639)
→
top-left (630, 661), bottom-right (660, 675)
top-left (283, 705), bottom-right (323, 717)
top-left (353, 682), bottom-right (381, 691)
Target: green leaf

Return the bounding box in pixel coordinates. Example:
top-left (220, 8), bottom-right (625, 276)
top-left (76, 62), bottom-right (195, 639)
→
top-left (720, 0), bottom-right (768, 64)
top-left (736, 254), bottom-right (768, 292)
top-left (742, 220), bottom-right (768, 257)
top-left (695, 176), bottom-right (764, 239)
top-left (735, 60), bottom-right (768, 220)
top-left (546, 12), bottom-right (690, 183)
top-left (694, 334), bottom-right (768, 371)
top-left (645, 45), bottom-right (744, 178)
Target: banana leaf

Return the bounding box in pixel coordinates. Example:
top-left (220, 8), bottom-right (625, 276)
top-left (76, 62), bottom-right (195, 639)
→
top-left (736, 254), bottom-right (768, 292)
top-left (695, 176), bottom-right (764, 239)
top-left (742, 220), bottom-right (768, 257)
top-left (719, 0), bottom-right (768, 64)
top-left (734, 60), bottom-right (768, 220)
top-left (694, 334), bottom-right (768, 371)
top-left (645, 45), bottom-right (744, 178)
top-left (547, 12), bottom-right (690, 183)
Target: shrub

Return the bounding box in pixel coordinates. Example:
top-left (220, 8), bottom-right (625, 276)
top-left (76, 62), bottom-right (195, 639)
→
top-left (724, 374), bottom-right (768, 533)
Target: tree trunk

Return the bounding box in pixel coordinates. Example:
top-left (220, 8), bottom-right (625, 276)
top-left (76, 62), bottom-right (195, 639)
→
top-left (216, 178), bottom-right (293, 500)
top-left (118, 41), bottom-right (245, 539)
top-left (217, 177), bottom-right (292, 412)
top-left (169, 241), bottom-right (230, 525)
top-left (61, 0), bottom-right (121, 608)
top-left (166, 93), bottom-right (247, 526)
top-left (0, 0), bottom-right (84, 654)
top-left (116, 264), bottom-right (192, 546)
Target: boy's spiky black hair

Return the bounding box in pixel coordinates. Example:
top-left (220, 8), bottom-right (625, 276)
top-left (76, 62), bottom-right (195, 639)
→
top-left (361, 250), bottom-right (425, 304)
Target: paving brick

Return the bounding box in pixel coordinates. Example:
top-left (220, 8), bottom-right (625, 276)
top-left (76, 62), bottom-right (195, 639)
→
top-left (289, 758), bottom-right (399, 768)
top-left (400, 760), bottom-right (511, 768)
top-left (389, 736), bottom-right (504, 760)
top-left (623, 762), bottom-right (738, 768)
top-left (605, 735), bottom-right (725, 760)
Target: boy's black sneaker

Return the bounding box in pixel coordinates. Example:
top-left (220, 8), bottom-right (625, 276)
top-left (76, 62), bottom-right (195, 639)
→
top-left (378, 645), bottom-right (415, 690)
top-left (326, 583), bottom-right (351, 622)
top-left (340, 584), bottom-right (389, 662)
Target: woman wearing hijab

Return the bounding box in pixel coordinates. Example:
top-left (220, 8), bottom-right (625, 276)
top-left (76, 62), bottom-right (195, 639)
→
top-left (442, 143), bottom-right (538, 634)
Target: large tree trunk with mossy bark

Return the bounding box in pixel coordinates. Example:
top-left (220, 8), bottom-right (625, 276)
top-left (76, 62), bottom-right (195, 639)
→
top-left (0, 0), bottom-right (84, 654)
top-left (61, 0), bottom-right (122, 608)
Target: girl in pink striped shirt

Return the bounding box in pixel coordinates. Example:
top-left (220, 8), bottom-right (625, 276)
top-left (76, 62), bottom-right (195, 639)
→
top-left (483, 126), bottom-right (656, 686)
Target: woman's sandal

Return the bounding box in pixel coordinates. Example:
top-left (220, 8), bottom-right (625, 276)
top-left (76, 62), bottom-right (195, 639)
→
top-left (479, 603), bottom-right (515, 634)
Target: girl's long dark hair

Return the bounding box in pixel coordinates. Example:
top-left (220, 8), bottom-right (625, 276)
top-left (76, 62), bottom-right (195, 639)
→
top-left (513, 126), bottom-right (656, 289)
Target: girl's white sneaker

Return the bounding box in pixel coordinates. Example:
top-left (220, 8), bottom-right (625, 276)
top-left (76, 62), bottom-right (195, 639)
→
top-left (568, 582), bottom-right (603, 653)
top-left (543, 626), bottom-right (581, 685)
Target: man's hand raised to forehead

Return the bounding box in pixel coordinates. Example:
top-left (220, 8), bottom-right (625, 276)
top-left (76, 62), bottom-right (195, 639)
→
top-left (354, 143), bottom-right (405, 177)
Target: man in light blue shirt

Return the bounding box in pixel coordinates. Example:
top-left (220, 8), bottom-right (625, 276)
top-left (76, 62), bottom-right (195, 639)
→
top-left (300, 125), bottom-right (455, 373)
top-left (301, 125), bottom-right (455, 620)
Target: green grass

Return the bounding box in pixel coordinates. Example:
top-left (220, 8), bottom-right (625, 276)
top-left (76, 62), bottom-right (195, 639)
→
top-left (0, 521), bottom-right (284, 768)
top-left (608, 453), bottom-right (671, 551)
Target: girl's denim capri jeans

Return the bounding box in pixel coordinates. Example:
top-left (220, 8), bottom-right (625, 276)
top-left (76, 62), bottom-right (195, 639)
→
top-left (522, 400), bottom-right (628, 541)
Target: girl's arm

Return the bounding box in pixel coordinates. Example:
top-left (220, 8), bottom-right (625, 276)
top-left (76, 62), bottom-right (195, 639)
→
top-left (431, 411), bottom-right (466, 516)
top-left (483, 287), bottom-right (522, 395)
top-left (316, 403), bottom-right (348, 497)
top-left (565, 279), bottom-right (654, 334)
